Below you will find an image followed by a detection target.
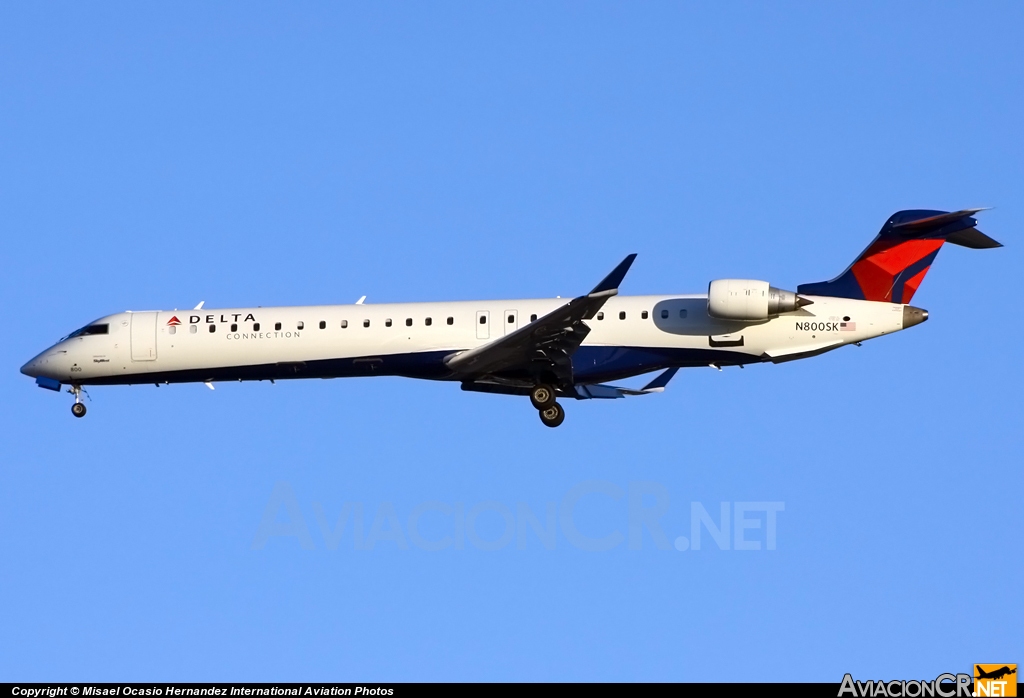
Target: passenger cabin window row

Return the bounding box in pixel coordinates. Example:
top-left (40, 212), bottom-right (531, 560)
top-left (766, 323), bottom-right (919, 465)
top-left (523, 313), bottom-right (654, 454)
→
top-left (181, 311), bottom-right (694, 336)
top-left (581, 308), bottom-right (675, 321)
top-left (337, 317), bottom-right (454, 327)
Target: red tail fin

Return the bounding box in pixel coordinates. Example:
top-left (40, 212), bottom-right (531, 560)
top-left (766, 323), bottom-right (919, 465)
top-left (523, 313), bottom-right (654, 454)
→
top-left (798, 209), bottom-right (1000, 303)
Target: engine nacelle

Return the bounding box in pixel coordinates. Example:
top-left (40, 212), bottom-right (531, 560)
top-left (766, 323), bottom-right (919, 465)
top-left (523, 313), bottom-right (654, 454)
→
top-left (707, 279), bottom-right (808, 321)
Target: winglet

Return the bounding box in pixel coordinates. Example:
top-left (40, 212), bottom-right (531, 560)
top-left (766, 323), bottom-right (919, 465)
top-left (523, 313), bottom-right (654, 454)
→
top-left (641, 367), bottom-right (679, 393)
top-left (589, 254), bottom-right (637, 297)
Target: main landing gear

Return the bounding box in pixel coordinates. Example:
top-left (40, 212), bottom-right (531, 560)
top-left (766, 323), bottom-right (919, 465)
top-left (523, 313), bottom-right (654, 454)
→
top-left (531, 384), bottom-right (565, 428)
top-left (538, 402), bottom-right (565, 428)
top-left (69, 385), bottom-right (87, 418)
top-left (530, 384), bottom-right (556, 410)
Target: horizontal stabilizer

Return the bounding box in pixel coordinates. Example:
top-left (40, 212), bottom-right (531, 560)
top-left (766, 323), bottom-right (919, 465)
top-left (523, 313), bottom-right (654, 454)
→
top-left (945, 228), bottom-right (1002, 249)
top-left (890, 208), bottom-right (989, 233)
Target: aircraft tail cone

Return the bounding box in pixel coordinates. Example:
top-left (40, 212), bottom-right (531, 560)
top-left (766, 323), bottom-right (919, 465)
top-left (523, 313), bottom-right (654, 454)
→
top-left (902, 306), bottom-right (929, 329)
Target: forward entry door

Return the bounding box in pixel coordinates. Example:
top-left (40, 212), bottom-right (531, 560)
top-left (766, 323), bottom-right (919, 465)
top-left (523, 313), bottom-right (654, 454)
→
top-left (131, 312), bottom-right (158, 361)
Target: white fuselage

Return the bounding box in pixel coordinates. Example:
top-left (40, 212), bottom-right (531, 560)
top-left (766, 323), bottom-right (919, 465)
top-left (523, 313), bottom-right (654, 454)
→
top-left (22, 294), bottom-right (909, 388)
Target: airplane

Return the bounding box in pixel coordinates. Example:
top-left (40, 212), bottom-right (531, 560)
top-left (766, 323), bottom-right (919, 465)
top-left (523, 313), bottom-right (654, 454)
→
top-left (20, 208), bottom-right (1000, 427)
top-left (975, 666), bottom-right (1016, 681)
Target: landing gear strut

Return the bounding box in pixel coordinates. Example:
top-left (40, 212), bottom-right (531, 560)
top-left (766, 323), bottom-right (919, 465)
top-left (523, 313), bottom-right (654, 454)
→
top-left (69, 385), bottom-right (87, 418)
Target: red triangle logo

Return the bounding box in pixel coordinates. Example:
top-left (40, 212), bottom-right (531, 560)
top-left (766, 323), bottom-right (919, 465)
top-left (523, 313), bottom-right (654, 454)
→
top-left (167, 316), bottom-right (181, 326)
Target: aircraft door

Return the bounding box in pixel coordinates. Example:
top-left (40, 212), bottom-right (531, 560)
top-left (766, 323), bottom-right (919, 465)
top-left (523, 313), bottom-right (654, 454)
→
top-left (503, 309), bottom-right (518, 336)
top-left (131, 312), bottom-right (158, 361)
top-left (475, 311), bottom-right (490, 340)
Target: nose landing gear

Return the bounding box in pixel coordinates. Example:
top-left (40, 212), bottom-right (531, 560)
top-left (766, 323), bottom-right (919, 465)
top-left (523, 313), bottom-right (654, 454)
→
top-left (68, 385), bottom-right (87, 418)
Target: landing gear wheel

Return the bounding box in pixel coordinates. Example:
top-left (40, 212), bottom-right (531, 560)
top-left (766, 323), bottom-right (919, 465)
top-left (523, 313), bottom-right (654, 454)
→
top-left (539, 402), bottom-right (565, 428)
top-left (71, 402), bottom-right (87, 418)
top-left (530, 384), bottom-right (556, 410)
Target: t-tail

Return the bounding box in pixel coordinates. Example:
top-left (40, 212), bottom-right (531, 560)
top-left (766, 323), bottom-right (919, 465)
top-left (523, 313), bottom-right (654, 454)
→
top-left (797, 209), bottom-right (1001, 304)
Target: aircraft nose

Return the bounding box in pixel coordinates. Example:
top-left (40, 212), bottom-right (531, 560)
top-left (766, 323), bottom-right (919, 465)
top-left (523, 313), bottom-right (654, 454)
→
top-left (20, 359), bottom-right (39, 377)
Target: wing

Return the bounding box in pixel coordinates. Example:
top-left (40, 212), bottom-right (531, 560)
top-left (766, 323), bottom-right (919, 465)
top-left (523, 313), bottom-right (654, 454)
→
top-left (445, 254), bottom-right (637, 387)
top-left (573, 367), bottom-right (680, 399)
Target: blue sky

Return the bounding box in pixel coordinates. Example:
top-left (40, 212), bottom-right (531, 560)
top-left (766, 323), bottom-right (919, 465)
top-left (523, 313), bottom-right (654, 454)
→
top-left (1, 2), bottom-right (1021, 682)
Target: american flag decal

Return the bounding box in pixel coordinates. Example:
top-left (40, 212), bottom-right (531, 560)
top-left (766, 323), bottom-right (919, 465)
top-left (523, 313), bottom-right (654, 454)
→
top-left (840, 321), bottom-right (856, 331)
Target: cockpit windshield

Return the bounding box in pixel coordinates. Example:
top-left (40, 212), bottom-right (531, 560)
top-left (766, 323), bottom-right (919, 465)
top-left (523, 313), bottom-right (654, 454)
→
top-left (63, 323), bottom-right (109, 340)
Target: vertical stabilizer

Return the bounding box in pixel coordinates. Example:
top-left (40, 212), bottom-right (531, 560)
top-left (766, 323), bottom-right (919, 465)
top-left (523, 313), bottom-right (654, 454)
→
top-left (797, 209), bottom-right (1000, 303)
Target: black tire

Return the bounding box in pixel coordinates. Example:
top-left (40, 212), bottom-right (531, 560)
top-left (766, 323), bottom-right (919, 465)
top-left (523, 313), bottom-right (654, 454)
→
top-left (71, 403), bottom-right (87, 418)
top-left (530, 384), bottom-right (556, 410)
top-left (538, 402), bottom-right (565, 428)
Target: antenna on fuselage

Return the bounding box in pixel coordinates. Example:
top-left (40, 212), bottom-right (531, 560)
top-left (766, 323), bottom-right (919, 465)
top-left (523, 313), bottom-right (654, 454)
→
top-left (355, 296), bottom-right (366, 305)
top-left (194, 301), bottom-right (205, 310)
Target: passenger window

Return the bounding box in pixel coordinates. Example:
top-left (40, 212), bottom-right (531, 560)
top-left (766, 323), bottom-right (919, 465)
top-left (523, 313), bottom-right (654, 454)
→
top-left (319, 320), bottom-right (326, 329)
top-left (363, 319), bottom-right (370, 328)
top-left (169, 326), bottom-right (176, 335)
top-left (425, 317), bottom-right (432, 326)
top-left (230, 323), bottom-right (237, 332)
top-left (447, 317), bottom-right (454, 325)
top-left (406, 318), bottom-right (413, 326)
top-left (530, 314), bottom-right (537, 322)
top-left (479, 316), bottom-right (487, 325)
top-left (386, 319), bottom-right (393, 327)
top-left (661, 309), bottom-right (669, 319)
top-left (189, 325), bottom-right (197, 334)
top-left (297, 321), bottom-right (304, 330)
top-left (254, 323), bottom-right (260, 331)
top-left (275, 322), bottom-right (282, 331)
top-left (679, 309), bottom-right (687, 319)
top-left (209, 324), bottom-right (216, 333)
top-left (507, 314), bottom-right (514, 323)
top-left (641, 311), bottom-right (649, 319)
top-left (619, 311), bottom-right (626, 320)
top-left (341, 320), bottom-right (348, 329)
top-left (597, 312), bottom-right (604, 320)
